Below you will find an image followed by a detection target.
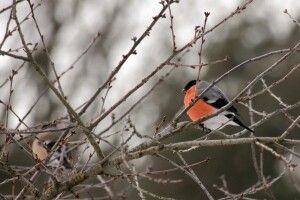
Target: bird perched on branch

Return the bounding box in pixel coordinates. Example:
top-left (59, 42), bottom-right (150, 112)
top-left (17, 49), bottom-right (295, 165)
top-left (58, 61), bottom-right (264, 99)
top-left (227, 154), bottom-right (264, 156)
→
top-left (32, 133), bottom-right (73, 169)
top-left (183, 80), bottom-right (253, 132)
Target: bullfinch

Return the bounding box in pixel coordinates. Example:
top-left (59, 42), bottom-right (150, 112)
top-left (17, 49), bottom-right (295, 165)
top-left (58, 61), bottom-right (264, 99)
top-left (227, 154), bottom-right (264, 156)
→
top-left (32, 133), bottom-right (72, 169)
top-left (183, 80), bottom-right (253, 132)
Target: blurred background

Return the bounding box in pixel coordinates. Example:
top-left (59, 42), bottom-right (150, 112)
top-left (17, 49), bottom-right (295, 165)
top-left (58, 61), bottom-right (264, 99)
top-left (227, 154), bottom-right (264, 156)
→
top-left (0, 0), bottom-right (299, 199)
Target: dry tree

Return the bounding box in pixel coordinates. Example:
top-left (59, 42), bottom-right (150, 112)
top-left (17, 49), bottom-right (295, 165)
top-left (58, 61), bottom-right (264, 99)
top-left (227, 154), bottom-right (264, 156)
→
top-left (0, 0), bottom-right (299, 199)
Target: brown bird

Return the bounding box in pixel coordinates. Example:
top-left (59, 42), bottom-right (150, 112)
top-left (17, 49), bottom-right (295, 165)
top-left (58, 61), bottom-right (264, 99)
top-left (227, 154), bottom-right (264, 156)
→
top-left (32, 133), bottom-right (73, 169)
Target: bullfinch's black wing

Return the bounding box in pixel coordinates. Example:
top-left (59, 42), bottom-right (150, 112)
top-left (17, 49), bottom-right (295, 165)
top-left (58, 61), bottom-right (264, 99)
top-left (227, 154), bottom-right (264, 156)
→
top-left (197, 81), bottom-right (239, 115)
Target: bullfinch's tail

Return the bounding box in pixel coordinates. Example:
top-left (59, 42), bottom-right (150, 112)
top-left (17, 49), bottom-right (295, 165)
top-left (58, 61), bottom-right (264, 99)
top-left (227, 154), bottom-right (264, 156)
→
top-left (230, 115), bottom-right (254, 133)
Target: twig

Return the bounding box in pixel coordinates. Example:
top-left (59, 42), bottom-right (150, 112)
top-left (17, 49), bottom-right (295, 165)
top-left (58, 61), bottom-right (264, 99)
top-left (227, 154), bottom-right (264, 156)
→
top-left (177, 153), bottom-right (214, 200)
top-left (78, 1), bottom-right (173, 116)
top-left (284, 9), bottom-right (300, 27)
top-left (279, 115), bottom-right (300, 140)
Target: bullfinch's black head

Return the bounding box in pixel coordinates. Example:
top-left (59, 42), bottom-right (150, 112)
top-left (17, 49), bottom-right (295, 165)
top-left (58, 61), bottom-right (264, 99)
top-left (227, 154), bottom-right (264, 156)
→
top-left (183, 80), bottom-right (197, 92)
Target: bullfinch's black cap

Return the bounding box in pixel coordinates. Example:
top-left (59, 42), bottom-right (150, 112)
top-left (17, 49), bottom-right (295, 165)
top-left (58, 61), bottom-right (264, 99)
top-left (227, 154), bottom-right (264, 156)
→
top-left (183, 80), bottom-right (197, 92)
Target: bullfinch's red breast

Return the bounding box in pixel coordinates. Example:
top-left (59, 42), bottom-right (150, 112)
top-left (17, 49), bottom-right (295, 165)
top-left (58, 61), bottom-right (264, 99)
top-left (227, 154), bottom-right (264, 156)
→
top-left (183, 80), bottom-right (253, 132)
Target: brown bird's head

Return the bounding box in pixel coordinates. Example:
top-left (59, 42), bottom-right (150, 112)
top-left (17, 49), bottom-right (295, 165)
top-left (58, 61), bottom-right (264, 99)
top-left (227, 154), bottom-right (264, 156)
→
top-left (31, 132), bottom-right (57, 161)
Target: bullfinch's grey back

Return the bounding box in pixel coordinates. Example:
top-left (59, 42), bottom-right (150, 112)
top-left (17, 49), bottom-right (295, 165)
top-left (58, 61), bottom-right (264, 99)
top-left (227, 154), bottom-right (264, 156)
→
top-left (196, 81), bottom-right (230, 103)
